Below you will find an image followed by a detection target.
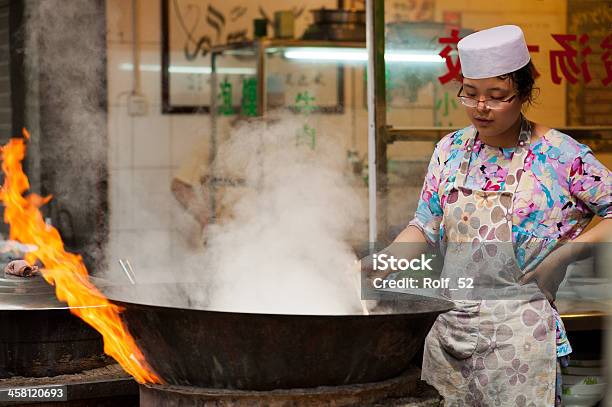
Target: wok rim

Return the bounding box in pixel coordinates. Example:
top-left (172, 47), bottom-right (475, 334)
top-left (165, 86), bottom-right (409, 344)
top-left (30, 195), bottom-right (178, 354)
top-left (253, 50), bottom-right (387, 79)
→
top-left (105, 282), bottom-right (454, 317)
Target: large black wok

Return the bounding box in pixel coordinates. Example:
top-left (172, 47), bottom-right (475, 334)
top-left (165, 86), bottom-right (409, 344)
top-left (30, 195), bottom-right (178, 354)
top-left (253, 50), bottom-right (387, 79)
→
top-left (106, 283), bottom-right (453, 390)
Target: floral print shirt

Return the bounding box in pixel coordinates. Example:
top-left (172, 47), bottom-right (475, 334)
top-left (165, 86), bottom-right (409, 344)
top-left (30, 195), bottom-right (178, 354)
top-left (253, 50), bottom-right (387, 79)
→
top-left (409, 125), bottom-right (611, 357)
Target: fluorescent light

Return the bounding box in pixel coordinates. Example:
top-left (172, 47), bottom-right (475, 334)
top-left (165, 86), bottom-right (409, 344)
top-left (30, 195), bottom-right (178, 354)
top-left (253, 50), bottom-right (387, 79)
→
top-left (119, 63), bottom-right (159, 72)
top-left (284, 49), bottom-right (367, 62)
top-left (385, 53), bottom-right (444, 63)
top-left (283, 47), bottom-right (444, 63)
top-left (170, 66), bottom-right (211, 74)
top-left (117, 48), bottom-right (443, 75)
top-left (119, 63), bottom-right (256, 75)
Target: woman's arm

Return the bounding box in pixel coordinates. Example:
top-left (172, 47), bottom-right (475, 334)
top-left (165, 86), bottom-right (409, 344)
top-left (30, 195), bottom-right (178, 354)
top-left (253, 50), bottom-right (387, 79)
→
top-left (361, 138), bottom-right (447, 282)
top-left (394, 224), bottom-right (429, 244)
top-left (559, 145), bottom-right (612, 263)
top-left (519, 142), bottom-right (612, 300)
top-left (554, 218), bottom-right (612, 265)
top-left (361, 225), bottom-right (430, 282)
top-left (519, 218), bottom-right (612, 301)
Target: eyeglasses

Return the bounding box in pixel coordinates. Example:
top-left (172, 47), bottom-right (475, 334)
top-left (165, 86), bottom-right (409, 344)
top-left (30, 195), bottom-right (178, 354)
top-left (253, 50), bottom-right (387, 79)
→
top-left (456, 86), bottom-right (518, 110)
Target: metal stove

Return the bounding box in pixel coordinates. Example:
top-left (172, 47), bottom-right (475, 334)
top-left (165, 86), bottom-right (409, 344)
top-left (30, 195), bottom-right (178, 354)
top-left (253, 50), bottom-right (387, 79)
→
top-left (138, 367), bottom-right (441, 407)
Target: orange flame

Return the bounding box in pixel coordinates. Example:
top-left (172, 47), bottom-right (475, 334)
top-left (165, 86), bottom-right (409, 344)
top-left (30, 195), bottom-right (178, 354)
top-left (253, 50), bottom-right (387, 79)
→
top-left (0, 129), bottom-right (160, 384)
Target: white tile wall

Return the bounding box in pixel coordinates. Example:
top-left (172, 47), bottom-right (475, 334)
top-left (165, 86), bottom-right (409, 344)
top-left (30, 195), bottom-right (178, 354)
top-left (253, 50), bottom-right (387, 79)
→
top-left (108, 230), bottom-right (138, 260)
top-left (109, 168), bottom-right (134, 231)
top-left (170, 115), bottom-right (211, 171)
top-left (131, 229), bottom-right (173, 268)
top-left (108, 105), bottom-right (133, 169)
top-left (131, 168), bottom-right (170, 193)
top-left (133, 192), bottom-right (173, 230)
top-left (132, 113), bottom-right (171, 168)
top-left (106, 45), bottom-right (132, 107)
top-left (107, 0), bottom-right (178, 267)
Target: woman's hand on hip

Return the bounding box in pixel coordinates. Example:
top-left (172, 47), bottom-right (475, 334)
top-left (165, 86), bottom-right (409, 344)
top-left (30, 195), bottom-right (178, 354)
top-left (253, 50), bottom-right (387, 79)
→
top-left (519, 250), bottom-right (569, 303)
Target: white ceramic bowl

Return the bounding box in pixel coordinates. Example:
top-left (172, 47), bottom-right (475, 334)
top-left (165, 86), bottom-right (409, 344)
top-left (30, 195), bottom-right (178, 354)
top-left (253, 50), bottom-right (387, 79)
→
top-left (561, 393), bottom-right (604, 406)
top-left (563, 366), bottom-right (604, 376)
top-left (562, 382), bottom-right (606, 396)
top-left (563, 374), bottom-right (605, 385)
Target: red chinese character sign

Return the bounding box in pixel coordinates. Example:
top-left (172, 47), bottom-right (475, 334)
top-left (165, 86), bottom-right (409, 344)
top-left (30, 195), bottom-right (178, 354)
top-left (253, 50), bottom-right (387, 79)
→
top-left (566, 0), bottom-right (611, 125)
top-left (550, 34), bottom-right (592, 84)
top-left (601, 34), bottom-right (612, 86)
top-left (436, 29), bottom-right (610, 87)
top-left (437, 29), bottom-right (462, 85)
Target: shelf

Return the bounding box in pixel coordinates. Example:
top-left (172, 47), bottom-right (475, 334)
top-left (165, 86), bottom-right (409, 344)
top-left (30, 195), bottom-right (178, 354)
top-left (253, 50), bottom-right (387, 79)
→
top-left (556, 299), bottom-right (610, 331)
top-left (386, 126), bottom-right (612, 150)
top-left (211, 39), bottom-right (366, 54)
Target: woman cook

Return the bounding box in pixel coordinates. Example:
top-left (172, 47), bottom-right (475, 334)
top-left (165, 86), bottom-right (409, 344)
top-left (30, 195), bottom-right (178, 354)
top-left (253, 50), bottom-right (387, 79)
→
top-left (364, 25), bottom-right (611, 406)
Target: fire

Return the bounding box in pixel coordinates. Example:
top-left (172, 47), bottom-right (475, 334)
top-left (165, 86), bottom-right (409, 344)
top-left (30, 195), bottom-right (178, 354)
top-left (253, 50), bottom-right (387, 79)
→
top-left (0, 129), bottom-right (160, 384)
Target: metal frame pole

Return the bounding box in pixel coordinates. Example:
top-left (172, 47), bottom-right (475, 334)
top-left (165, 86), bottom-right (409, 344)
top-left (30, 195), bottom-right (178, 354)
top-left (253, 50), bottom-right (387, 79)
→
top-left (366, 0), bottom-right (387, 246)
top-left (209, 50), bottom-right (218, 222)
top-left (256, 39), bottom-right (266, 117)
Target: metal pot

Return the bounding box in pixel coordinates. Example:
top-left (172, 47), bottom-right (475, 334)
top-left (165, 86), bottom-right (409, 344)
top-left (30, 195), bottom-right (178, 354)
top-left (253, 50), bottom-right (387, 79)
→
top-left (0, 274), bottom-right (111, 377)
top-left (310, 8), bottom-right (365, 25)
top-left (302, 8), bottom-right (366, 41)
top-left (106, 282), bottom-right (453, 390)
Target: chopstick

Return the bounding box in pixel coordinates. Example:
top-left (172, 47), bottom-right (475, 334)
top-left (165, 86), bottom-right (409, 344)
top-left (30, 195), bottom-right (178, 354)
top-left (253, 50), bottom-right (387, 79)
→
top-left (118, 259), bottom-right (137, 285)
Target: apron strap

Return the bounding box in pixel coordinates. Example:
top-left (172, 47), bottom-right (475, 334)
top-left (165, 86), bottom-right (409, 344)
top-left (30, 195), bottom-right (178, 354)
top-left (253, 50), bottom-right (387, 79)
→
top-left (455, 116), bottom-right (532, 194)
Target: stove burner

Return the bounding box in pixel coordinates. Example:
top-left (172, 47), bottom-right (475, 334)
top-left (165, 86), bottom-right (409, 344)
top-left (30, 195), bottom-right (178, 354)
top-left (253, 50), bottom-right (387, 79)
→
top-left (139, 367), bottom-right (441, 406)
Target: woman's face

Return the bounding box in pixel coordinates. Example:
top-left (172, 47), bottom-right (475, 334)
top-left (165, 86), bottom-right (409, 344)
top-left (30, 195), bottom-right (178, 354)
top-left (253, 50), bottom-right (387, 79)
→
top-left (461, 77), bottom-right (523, 138)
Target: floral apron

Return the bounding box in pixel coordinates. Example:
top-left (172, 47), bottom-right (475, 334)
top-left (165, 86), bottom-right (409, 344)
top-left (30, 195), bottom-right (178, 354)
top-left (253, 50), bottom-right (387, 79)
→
top-left (421, 118), bottom-right (557, 406)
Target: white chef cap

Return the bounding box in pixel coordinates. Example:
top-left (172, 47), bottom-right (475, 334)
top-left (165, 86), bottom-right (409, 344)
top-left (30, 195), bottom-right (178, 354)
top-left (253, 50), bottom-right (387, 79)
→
top-left (458, 25), bottom-right (530, 79)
